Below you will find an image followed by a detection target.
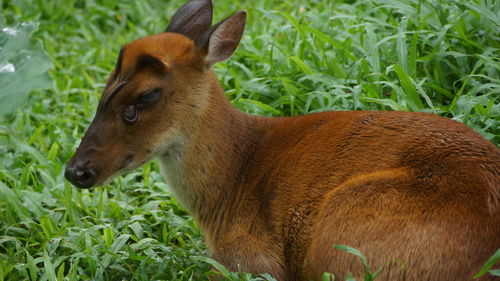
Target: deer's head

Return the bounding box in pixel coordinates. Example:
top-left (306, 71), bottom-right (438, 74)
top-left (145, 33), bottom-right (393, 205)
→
top-left (65, 0), bottom-right (246, 188)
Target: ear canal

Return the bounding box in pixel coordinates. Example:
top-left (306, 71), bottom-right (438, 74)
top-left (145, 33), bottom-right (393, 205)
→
top-left (165, 0), bottom-right (213, 41)
top-left (205, 10), bottom-right (246, 68)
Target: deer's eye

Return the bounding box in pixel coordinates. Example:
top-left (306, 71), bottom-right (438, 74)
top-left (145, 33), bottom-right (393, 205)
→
top-left (123, 105), bottom-right (138, 124)
top-left (137, 88), bottom-right (161, 107)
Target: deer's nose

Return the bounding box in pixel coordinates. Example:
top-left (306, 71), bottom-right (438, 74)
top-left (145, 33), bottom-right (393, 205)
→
top-left (65, 164), bottom-right (97, 189)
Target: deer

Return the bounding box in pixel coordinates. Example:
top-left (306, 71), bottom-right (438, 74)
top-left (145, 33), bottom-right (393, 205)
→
top-left (64, 0), bottom-right (500, 280)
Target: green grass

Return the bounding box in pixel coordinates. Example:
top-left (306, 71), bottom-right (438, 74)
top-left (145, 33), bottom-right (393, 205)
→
top-left (0, 0), bottom-right (499, 280)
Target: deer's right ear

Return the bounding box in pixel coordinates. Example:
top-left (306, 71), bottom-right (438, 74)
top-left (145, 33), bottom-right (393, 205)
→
top-left (204, 10), bottom-right (246, 68)
top-left (165, 0), bottom-right (213, 41)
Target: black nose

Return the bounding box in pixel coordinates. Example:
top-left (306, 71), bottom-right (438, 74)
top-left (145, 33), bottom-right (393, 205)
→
top-left (65, 164), bottom-right (97, 189)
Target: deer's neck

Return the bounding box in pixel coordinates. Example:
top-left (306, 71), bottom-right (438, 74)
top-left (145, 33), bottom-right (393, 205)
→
top-left (157, 72), bottom-right (264, 240)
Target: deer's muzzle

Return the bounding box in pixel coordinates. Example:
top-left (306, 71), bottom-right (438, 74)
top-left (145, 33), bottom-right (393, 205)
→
top-left (65, 156), bottom-right (98, 189)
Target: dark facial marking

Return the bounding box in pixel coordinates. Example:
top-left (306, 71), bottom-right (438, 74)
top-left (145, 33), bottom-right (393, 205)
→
top-left (112, 47), bottom-right (125, 80)
top-left (136, 88), bottom-right (162, 108)
top-left (137, 54), bottom-right (167, 74)
top-left (102, 81), bottom-right (128, 111)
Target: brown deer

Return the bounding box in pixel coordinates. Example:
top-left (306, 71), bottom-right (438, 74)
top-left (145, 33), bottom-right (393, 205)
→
top-left (65, 0), bottom-right (500, 280)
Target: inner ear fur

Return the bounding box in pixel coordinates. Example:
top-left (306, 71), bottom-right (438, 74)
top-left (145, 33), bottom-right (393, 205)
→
top-left (204, 10), bottom-right (246, 68)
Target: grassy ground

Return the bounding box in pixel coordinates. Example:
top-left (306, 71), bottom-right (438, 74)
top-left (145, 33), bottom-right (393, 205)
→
top-left (0, 0), bottom-right (499, 280)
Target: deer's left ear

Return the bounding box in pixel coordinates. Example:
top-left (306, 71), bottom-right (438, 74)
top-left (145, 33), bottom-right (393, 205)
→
top-left (165, 0), bottom-right (213, 41)
top-left (204, 10), bottom-right (246, 68)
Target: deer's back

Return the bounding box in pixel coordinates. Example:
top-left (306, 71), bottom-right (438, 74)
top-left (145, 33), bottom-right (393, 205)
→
top-left (249, 110), bottom-right (499, 203)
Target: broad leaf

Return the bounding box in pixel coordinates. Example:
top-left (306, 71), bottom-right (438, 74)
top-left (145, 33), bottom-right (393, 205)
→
top-left (0, 16), bottom-right (52, 116)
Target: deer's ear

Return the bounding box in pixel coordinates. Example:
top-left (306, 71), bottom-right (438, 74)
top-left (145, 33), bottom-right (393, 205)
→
top-left (204, 10), bottom-right (246, 68)
top-left (165, 0), bottom-right (213, 41)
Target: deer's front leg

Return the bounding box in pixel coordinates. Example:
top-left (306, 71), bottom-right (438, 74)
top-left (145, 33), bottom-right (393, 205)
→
top-left (209, 235), bottom-right (286, 280)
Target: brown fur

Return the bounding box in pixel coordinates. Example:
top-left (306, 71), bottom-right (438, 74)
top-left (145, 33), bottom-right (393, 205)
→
top-left (66, 7), bottom-right (500, 281)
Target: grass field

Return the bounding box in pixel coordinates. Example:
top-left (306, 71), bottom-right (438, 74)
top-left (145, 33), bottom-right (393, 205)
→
top-left (0, 0), bottom-right (499, 280)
